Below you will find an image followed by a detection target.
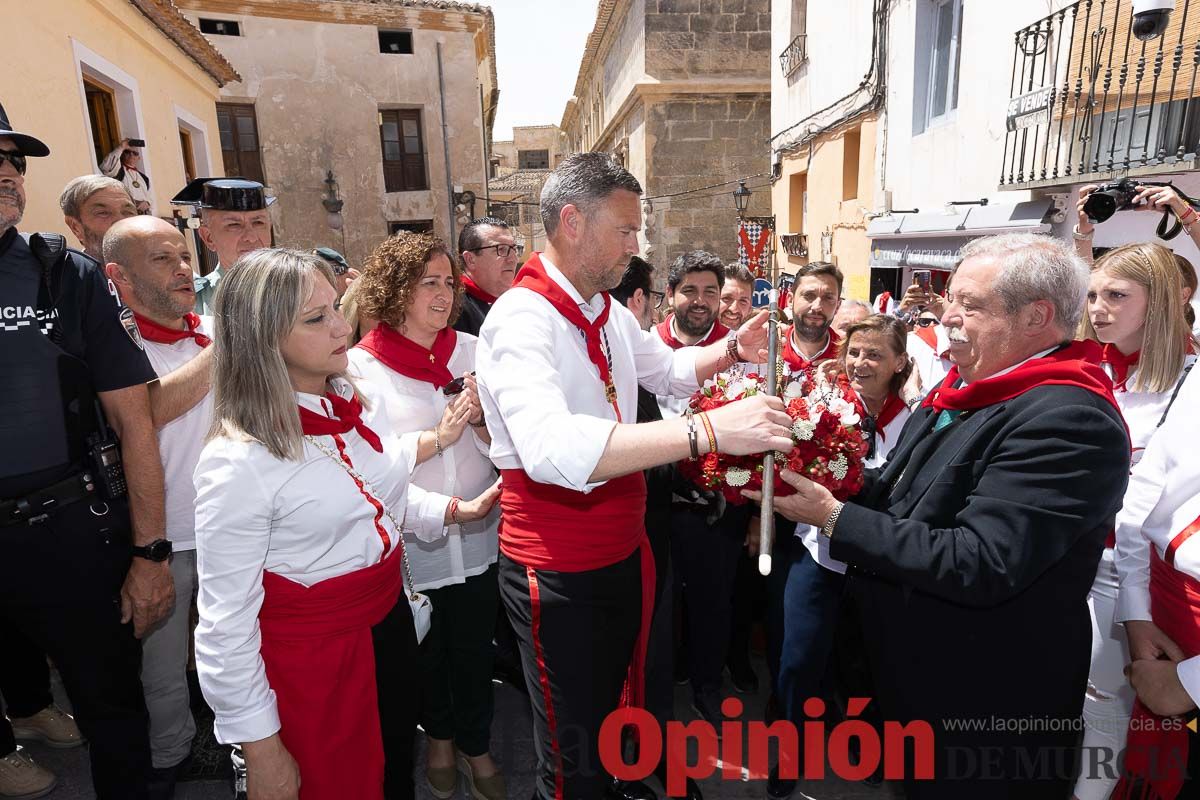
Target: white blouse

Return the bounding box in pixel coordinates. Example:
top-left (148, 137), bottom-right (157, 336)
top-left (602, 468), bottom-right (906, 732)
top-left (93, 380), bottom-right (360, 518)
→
top-left (795, 403), bottom-right (912, 574)
top-left (349, 334), bottom-right (500, 592)
top-left (476, 255), bottom-right (700, 493)
top-left (193, 379), bottom-right (450, 745)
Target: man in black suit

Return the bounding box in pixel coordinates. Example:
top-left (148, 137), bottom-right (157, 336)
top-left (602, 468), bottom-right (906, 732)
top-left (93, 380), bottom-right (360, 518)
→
top-left (454, 217), bottom-right (521, 336)
top-left (747, 234), bottom-right (1130, 799)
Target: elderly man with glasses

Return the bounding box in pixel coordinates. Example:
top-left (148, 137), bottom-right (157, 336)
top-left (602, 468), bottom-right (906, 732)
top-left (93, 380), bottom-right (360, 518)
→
top-left (455, 216), bottom-right (523, 337)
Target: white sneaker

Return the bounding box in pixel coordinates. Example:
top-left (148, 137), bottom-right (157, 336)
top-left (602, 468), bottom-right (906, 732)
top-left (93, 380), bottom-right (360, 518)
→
top-left (0, 749), bottom-right (56, 799)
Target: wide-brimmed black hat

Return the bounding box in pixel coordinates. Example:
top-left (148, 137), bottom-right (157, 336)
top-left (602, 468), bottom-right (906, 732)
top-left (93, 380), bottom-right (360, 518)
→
top-left (171, 177), bottom-right (276, 211)
top-left (0, 102), bottom-right (50, 157)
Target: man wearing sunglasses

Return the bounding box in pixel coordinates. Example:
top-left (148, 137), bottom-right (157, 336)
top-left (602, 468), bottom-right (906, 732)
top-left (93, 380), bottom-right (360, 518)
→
top-left (0, 103), bottom-right (166, 799)
top-left (455, 216), bottom-right (523, 336)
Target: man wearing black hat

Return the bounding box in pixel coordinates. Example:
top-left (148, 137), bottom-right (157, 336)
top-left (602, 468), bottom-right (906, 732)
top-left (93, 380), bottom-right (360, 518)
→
top-left (0, 105), bottom-right (170, 799)
top-left (171, 177), bottom-right (275, 315)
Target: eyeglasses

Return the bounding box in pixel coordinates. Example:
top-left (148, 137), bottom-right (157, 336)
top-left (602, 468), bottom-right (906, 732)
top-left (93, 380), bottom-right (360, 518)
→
top-left (0, 150), bottom-right (27, 175)
top-left (915, 317), bottom-right (938, 328)
top-left (469, 243), bottom-right (524, 259)
top-left (649, 290), bottom-right (665, 309)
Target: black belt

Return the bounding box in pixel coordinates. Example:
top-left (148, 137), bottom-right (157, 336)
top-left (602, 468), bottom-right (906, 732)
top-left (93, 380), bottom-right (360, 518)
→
top-left (0, 472), bottom-right (98, 528)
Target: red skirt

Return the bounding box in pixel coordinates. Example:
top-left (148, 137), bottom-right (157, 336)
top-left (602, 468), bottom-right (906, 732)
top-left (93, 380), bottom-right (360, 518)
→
top-left (258, 555), bottom-right (404, 800)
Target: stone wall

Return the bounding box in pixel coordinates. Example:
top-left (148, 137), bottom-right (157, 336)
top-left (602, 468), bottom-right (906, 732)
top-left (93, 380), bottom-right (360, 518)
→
top-left (645, 0), bottom-right (771, 81)
top-left (646, 93), bottom-right (772, 275)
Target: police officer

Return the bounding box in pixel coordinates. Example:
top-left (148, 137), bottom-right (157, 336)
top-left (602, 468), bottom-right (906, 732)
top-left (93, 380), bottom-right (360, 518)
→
top-left (171, 177), bottom-right (274, 315)
top-left (0, 104), bottom-right (172, 799)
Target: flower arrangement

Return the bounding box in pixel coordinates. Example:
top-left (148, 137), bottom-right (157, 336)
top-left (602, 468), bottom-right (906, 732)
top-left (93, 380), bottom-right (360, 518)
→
top-left (678, 368), bottom-right (871, 505)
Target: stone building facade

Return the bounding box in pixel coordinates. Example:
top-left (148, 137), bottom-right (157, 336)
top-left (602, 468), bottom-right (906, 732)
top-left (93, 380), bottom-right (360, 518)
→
top-left (176, 0), bottom-right (497, 267)
top-left (560, 0), bottom-right (772, 281)
top-left (487, 124), bottom-right (567, 255)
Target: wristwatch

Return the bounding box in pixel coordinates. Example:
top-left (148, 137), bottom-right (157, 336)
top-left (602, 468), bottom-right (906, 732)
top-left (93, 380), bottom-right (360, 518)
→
top-left (820, 503), bottom-right (844, 538)
top-left (132, 538), bottom-right (174, 562)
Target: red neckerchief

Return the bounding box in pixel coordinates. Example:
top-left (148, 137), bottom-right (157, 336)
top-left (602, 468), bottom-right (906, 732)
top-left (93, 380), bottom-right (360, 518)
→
top-left (355, 324), bottom-right (456, 389)
top-left (298, 393), bottom-right (383, 452)
top-left (135, 312), bottom-right (211, 348)
top-left (514, 253), bottom-right (621, 422)
top-left (922, 341), bottom-right (1120, 415)
top-left (462, 274), bottom-right (498, 306)
top-left (874, 392), bottom-right (907, 442)
top-left (1099, 342), bottom-right (1141, 392)
top-left (914, 324), bottom-right (950, 359)
top-left (655, 314), bottom-right (729, 350)
top-left (875, 292), bottom-right (892, 314)
top-left (782, 326), bottom-right (840, 373)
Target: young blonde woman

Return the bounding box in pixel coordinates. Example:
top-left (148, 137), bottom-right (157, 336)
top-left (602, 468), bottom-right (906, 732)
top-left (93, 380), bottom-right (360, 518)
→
top-left (192, 249), bottom-right (498, 800)
top-left (348, 233), bottom-right (505, 800)
top-left (1073, 241), bottom-right (1195, 800)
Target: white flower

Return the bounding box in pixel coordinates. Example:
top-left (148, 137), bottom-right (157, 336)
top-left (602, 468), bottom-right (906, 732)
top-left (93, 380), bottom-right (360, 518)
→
top-left (739, 377), bottom-right (760, 396)
top-left (792, 418), bottom-right (816, 441)
top-left (829, 454), bottom-right (849, 481)
top-left (840, 411), bottom-right (861, 427)
top-left (783, 380), bottom-right (805, 400)
top-left (725, 467), bottom-right (752, 487)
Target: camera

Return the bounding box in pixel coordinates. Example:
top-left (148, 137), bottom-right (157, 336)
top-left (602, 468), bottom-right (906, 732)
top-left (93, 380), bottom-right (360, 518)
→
top-left (1083, 178), bottom-right (1142, 224)
top-left (1132, 0), bottom-right (1175, 41)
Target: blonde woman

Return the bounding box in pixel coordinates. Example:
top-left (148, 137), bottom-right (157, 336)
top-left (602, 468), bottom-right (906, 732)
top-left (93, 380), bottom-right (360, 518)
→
top-left (348, 233), bottom-right (505, 800)
top-left (192, 249), bottom-right (498, 800)
top-left (1073, 242), bottom-right (1195, 800)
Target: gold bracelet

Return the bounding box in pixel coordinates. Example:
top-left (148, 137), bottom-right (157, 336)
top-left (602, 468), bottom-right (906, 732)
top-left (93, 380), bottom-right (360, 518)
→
top-left (699, 412), bottom-right (718, 454)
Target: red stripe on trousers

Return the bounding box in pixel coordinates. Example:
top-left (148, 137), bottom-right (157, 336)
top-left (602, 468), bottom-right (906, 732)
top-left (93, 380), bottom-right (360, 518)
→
top-left (527, 566), bottom-right (564, 800)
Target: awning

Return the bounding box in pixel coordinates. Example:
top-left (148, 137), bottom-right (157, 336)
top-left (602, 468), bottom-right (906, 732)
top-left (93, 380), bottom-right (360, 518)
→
top-left (868, 199), bottom-right (1052, 269)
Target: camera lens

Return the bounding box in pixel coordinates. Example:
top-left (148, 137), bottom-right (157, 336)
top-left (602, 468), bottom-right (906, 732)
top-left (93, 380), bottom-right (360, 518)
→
top-left (1083, 192), bottom-right (1120, 224)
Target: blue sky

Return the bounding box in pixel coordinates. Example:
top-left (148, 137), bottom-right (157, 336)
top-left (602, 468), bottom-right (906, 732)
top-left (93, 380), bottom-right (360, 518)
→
top-left (486, 0), bottom-right (600, 141)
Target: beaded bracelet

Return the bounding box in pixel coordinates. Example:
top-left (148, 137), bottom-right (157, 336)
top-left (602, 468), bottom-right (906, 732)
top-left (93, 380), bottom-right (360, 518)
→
top-left (434, 428), bottom-right (444, 457)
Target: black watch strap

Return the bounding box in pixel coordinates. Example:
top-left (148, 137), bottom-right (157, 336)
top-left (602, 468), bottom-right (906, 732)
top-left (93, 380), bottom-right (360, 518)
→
top-left (132, 539), bottom-right (173, 562)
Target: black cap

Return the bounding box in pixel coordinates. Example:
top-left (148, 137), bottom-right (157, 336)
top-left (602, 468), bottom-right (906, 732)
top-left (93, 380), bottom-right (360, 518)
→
top-left (314, 247), bottom-right (349, 270)
top-left (0, 102), bottom-right (49, 157)
top-left (170, 177), bottom-right (276, 211)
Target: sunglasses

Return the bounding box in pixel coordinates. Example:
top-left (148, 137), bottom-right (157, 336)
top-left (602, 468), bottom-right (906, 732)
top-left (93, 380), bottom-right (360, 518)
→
top-left (915, 317), bottom-right (938, 328)
top-left (0, 150), bottom-right (27, 175)
top-left (442, 372), bottom-right (474, 397)
top-left (469, 243), bottom-right (524, 259)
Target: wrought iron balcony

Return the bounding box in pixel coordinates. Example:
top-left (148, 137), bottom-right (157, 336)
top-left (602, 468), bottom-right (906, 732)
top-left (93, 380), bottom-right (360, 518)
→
top-left (780, 34), bottom-right (808, 79)
top-left (1000, 0), bottom-right (1200, 189)
top-left (780, 233), bottom-right (808, 258)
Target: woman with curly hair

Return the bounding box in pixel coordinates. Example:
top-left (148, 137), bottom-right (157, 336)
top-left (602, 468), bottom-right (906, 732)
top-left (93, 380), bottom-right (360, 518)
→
top-left (348, 233), bottom-right (505, 800)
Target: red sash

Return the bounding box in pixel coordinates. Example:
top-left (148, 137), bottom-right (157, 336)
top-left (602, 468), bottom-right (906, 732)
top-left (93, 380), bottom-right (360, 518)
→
top-left (655, 315), bottom-right (729, 350)
top-left (514, 253), bottom-right (622, 421)
top-left (922, 341), bottom-right (1120, 415)
top-left (355, 324), bottom-right (456, 390)
top-left (1115, 545), bottom-right (1200, 800)
top-left (135, 312), bottom-right (211, 348)
top-left (781, 326), bottom-right (840, 374)
top-left (258, 556), bottom-right (403, 800)
top-left (874, 392), bottom-right (907, 442)
top-left (462, 274), bottom-right (498, 305)
top-left (499, 468), bottom-right (655, 708)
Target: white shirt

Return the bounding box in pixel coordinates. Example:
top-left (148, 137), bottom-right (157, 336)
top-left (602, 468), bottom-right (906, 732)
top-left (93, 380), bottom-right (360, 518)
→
top-left (142, 314), bottom-right (213, 551)
top-left (906, 325), bottom-right (953, 397)
top-left (796, 403), bottom-right (911, 574)
top-left (193, 379), bottom-right (450, 744)
top-left (1111, 360), bottom-right (1200, 704)
top-left (476, 255), bottom-right (700, 492)
top-left (99, 146), bottom-right (154, 213)
top-left (349, 334), bottom-right (499, 592)
top-left (657, 317), bottom-right (720, 419)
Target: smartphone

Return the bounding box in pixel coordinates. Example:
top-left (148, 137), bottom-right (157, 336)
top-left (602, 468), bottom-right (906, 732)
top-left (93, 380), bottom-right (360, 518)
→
top-left (913, 270), bottom-right (932, 291)
top-left (127, 138), bottom-right (146, 148)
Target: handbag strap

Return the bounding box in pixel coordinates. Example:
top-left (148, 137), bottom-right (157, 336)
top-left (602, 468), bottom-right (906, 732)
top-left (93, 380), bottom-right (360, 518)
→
top-left (304, 435), bottom-right (421, 600)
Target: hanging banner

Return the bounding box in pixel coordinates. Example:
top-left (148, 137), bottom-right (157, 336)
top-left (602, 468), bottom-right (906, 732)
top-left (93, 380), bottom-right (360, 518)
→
top-left (738, 220), bottom-right (772, 277)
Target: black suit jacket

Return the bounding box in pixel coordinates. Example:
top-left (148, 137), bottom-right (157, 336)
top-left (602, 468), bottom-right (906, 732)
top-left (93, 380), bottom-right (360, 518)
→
top-left (453, 293), bottom-right (490, 337)
top-left (828, 383), bottom-right (1129, 795)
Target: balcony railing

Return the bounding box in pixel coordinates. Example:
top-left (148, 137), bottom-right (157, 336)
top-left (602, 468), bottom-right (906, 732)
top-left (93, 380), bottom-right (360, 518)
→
top-left (779, 34), bottom-right (808, 79)
top-left (1000, 0), bottom-right (1200, 189)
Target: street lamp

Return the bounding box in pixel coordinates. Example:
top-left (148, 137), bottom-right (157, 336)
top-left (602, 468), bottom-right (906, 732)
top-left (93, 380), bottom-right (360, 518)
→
top-left (322, 170), bottom-right (344, 231)
top-left (733, 180), bottom-right (752, 217)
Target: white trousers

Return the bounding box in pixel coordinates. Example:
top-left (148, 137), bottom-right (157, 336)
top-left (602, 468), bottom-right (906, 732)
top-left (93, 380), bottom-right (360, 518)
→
top-left (1073, 548), bottom-right (1135, 800)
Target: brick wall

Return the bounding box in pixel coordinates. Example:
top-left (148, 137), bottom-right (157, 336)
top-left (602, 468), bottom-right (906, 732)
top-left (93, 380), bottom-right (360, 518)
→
top-left (645, 0), bottom-right (771, 80)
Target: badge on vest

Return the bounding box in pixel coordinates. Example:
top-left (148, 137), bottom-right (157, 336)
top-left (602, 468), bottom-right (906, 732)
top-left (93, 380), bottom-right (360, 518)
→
top-left (119, 307), bottom-right (144, 350)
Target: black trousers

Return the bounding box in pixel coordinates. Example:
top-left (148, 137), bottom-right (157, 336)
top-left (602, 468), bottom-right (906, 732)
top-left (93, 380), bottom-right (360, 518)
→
top-left (0, 626), bottom-right (54, 755)
top-left (0, 498), bottom-right (150, 798)
top-left (418, 564), bottom-right (499, 756)
top-left (500, 550), bottom-right (642, 800)
top-left (375, 589), bottom-right (420, 800)
top-left (671, 504), bottom-right (748, 694)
